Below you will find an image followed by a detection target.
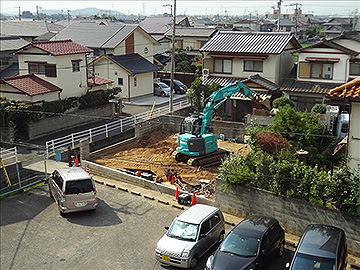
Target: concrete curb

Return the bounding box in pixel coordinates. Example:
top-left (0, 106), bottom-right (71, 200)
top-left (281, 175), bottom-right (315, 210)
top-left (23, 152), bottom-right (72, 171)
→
top-left (130, 190), bottom-right (141, 196)
top-left (118, 186), bottom-right (129, 192)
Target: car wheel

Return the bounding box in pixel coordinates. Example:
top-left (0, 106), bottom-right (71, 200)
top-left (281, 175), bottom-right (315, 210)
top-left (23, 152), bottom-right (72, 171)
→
top-left (160, 92), bottom-right (165, 97)
top-left (278, 241), bottom-right (285, 257)
top-left (189, 255), bottom-right (198, 269)
top-left (218, 231), bottom-right (225, 244)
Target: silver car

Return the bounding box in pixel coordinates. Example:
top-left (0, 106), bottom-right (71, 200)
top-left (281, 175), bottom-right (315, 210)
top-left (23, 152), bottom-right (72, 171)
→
top-left (155, 204), bottom-right (225, 268)
top-left (49, 167), bottom-right (98, 215)
top-left (154, 82), bottom-right (171, 97)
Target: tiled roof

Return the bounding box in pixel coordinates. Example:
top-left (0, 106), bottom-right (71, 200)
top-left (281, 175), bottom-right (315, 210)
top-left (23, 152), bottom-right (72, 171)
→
top-left (280, 78), bottom-right (341, 94)
top-left (0, 63), bottom-right (19, 80)
top-left (27, 40), bottom-right (93, 56)
top-left (139, 16), bottom-right (188, 35)
top-left (101, 53), bottom-right (160, 75)
top-left (327, 77), bottom-right (360, 102)
top-left (202, 74), bottom-right (279, 92)
top-left (1, 74), bottom-right (62, 96)
top-left (164, 27), bottom-right (217, 38)
top-left (52, 23), bottom-right (144, 49)
top-left (0, 36), bottom-right (29, 51)
top-left (88, 75), bottom-right (114, 86)
top-left (200, 31), bottom-right (301, 54)
top-left (297, 40), bottom-right (358, 56)
top-left (0, 21), bottom-right (64, 37)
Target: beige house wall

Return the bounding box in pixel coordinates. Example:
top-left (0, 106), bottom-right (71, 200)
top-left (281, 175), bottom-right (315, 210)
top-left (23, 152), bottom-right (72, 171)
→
top-left (348, 102), bottom-right (360, 171)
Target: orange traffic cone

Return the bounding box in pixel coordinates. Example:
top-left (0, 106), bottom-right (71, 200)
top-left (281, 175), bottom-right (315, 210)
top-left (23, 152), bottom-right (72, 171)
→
top-left (174, 186), bottom-right (179, 201)
top-left (191, 191), bottom-right (197, 205)
top-left (86, 165), bottom-right (90, 174)
top-left (75, 155), bottom-right (79, 166)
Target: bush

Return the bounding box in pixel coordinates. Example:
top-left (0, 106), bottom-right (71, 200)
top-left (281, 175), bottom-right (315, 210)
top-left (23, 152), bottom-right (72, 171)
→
top-left (273, 97), bottom-right (293, 109)
top-left (256, 131), bottom-right (288, 154)
top-left (311, 104), bottom-right (326, 114)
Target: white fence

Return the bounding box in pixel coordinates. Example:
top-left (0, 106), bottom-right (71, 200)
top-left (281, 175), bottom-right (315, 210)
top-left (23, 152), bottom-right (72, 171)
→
top-left (0, 147), bottom-right (18, 165)
top-left (45, 100), bottom-right (190, 157)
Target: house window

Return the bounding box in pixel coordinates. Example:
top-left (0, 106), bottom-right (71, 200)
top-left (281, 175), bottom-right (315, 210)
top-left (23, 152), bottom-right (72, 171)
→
top-left (175, 40), bottom-right (183, 49)
top-left (118, 78), bottom-right (123, 86)
top-left (214, 58), bottom-right (232, 74)
top-left (350, 62), bottom-right (360, 76)
top-left (72, 60), bottom-right (81, 72)
top-left (244, 60), bottom-right (263, 72)
top-left (134, 77), bottom-right (137, 87)
top-left (299, 62), bottom-right (333, 79)
top-left (28, 62), bottom-right (56, 77)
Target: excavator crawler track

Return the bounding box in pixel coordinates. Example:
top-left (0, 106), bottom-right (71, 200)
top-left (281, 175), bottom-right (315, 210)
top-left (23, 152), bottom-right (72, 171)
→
top-left (173, 148), bottom-right (231, 167)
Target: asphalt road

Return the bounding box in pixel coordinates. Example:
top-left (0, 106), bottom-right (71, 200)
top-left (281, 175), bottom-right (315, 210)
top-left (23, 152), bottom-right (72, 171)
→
top-left (1, 183), bottom-right (294, 270)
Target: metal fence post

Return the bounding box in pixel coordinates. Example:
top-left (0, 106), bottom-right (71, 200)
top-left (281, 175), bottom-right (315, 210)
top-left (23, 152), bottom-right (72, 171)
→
top-left (105, 124), bottom-right (108, 137)
top-left (15, 147), bottom-right (21, 188)
top-left (71, 134), bottom-right (75, 148)
top-left (120, 119), bottom-right (123, 133)
top-left (52, 140), bottom-right (55, 153)
top-left (89, 129), bottom-right (92, 143)
top-left (44, 154), bottom-right (48, 180)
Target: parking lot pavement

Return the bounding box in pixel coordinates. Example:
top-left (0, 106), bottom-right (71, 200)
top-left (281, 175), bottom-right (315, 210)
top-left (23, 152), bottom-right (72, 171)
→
top-left (1, 179), bottom-right (294, 270)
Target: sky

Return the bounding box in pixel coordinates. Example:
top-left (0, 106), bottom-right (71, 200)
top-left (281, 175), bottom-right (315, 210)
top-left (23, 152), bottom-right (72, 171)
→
top-left (0, 0), bottom-right (359, 17)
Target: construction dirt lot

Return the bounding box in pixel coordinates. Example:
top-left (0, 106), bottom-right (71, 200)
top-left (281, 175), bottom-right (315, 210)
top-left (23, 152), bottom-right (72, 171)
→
top-left (90, 130), bottom-right (249, 195)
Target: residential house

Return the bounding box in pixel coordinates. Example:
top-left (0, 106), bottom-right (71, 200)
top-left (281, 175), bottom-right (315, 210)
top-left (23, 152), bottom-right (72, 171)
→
top-left (0, 74), bottom-right (61, 103)
top-left (90, 53), bottom-right (160, 100)
top-left (274, 19), bottom-right (296, 33)
top-left (0, 36), bottom-right (29, 79)
top-left (323, 18), bottom-right (354, 39)
top-left (281, 31), bottom-right (360, 111)
top-left (0, 20), bottom-right (64, 42)
top-left (164, 27), bottom-right (217, 55)
top-left (51, 22), bottom-right (160, 63)
top-left (200, 31), bottom-right (301, 86)
top-left (326, 77), bottom-right (360, 171)
top-left (16, 39), bottom-right (93, 99)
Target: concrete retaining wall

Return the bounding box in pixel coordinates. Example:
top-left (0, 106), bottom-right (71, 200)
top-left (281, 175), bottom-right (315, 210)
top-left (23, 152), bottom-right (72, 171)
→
top-left (28, 104), bottom-right (115, 140)
top-left (215, 180), bottom-right (360, 256)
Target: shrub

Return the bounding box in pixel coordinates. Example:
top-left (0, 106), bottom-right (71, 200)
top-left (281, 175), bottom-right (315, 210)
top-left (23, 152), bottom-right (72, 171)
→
top-left (311, 104), bottom-right (326, 114)
top-left (256, 131), bottom-right (288, 154)
top-left (273, 97), bottom-right (293, 109)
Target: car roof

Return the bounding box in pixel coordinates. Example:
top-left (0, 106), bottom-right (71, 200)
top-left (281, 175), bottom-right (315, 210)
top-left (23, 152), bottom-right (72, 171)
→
top-left (297, 224), bottom-right (344, 259)
top-left (177, 204), bottom-right (219, 224)
top-left (232, 216), bottom-right (278, 239)
top-left (55, 167), bottom-right (91, 181)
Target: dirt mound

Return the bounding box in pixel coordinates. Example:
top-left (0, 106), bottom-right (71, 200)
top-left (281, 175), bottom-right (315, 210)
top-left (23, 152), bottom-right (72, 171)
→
top-left (90, 131), bottom-right (248, 183)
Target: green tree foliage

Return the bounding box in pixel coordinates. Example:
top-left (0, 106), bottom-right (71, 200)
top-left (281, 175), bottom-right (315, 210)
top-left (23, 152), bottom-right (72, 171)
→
top-left (311, 104), bottom-right (327, 114)
top-left (22, 11), bottom-right (34, 19)
top-left (272, 97), bottom-right (293, 109)
top-left (185, 78), bottom-right (219, 113)
top-left (174, 53), bottom-right (196, 73)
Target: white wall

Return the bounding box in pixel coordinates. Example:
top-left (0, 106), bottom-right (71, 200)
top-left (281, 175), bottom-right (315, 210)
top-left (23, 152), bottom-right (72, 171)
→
top-left (348, 102), bottom-right (360, 171)
top-left (297, 48), bottom-right (349, 84)
top-left (18, 51), bottom-right (89, 99)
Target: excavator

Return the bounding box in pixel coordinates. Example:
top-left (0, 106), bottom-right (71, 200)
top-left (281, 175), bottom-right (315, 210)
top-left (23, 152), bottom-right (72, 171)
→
top-left (172, 81), bottom-right (270, 167)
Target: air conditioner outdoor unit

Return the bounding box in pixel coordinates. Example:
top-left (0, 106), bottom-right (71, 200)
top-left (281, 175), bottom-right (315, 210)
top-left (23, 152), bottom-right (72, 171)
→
top-left (202, 69), bottom-right (210, 77)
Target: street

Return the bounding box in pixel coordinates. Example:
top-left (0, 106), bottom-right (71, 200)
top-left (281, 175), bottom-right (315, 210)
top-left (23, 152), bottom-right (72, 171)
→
top-left (1, 181), bottom-right (294, 270)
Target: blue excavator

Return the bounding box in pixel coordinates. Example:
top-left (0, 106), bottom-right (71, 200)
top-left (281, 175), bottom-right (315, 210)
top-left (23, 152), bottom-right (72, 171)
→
top-left (173, 81), bottom-right (270, 166)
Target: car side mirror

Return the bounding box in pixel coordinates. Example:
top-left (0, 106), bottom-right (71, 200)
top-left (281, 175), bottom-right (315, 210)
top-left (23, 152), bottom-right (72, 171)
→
top-left (285, 262), bottom-right (290, 268)
top-left (165, 226), bottom-right (169, 230)
top-left (199, 233), bottom-right (206, 239)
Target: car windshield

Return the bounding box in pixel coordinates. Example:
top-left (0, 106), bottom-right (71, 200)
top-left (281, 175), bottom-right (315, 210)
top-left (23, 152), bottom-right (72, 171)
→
top-left (157, 82), bottom-right (169, 88)
top-left (291, 253), bottom-right (336, 270)
top-left (220, 232), bottom-right (259, 257)
top-left (65, 179), bottom-right (93, 194)
top-left (174, 80), bottom-right (185, 87)
top-left (167, 220), bottom-right (198, 241)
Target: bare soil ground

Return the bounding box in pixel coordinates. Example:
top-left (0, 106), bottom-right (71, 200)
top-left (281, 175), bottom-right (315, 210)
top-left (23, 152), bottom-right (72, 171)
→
top-left (90, 130), bottom-right (249, 184)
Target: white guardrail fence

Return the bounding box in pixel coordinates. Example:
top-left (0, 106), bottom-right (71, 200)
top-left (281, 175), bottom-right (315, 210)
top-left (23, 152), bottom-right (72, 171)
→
top-left (45, 100), bottom-right (190, 158)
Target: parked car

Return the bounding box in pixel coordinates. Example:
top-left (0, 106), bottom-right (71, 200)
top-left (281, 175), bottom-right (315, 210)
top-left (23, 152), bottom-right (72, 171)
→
top-left (205, 216), bottom-right (285, 270)
top-left (161, 79), bottom-right (188, 94)
top-left (49, 167), bottom-right (98, 215)
top-left (155, 204), bottom-right (225, 268)
top-left (154, 82), bottom-right (171, 97)
top-left (286, 224), bottom-right (347, 270)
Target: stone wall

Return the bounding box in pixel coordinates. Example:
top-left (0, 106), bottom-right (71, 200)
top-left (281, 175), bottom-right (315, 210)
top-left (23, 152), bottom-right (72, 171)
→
top-left (28, 104), bottom-right (115, 140)
top-left (215, 180), bottom-right (360, 256)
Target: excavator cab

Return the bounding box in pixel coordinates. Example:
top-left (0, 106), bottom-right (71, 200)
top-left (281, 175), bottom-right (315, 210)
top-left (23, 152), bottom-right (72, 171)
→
top-left (180, 114), bottom-right (202, 136)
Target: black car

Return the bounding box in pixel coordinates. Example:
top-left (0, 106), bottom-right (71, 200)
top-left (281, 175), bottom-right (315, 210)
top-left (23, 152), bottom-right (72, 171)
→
top-left (205, 216), bottom-right (285, 270)
top-left (287, 224), bottom-right (347, 270)
top-left (161, 79), bottom-right (188, 94)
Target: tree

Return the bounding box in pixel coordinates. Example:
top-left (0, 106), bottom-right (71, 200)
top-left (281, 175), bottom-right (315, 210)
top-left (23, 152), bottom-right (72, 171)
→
top-left (186, 78), bottom-right (219, 113)
top-left (272, 97), bottom-right (293, 109)
top-left (22, 11), bottom-right (34, 19)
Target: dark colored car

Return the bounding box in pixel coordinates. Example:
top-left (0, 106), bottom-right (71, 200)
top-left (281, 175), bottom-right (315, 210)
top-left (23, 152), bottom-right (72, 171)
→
top-left (205, 216), bottom-right (285, 270)
top-left (287, 224), bottom-right (347, 270)
top-left (161, 79), bottom-right (188, 94)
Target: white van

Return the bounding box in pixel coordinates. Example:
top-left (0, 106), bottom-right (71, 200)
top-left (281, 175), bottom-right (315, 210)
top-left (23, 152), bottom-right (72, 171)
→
top-left (49, 167), bottom-right (98, 215)
top-left (155, 204), bottom-right (225, 268)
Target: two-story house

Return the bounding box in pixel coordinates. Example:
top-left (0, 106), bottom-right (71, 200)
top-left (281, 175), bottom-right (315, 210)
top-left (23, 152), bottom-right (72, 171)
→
top-left (200, 31), bottom-right (301, 86)
top-left (15, 39), bottom-right (93, 99)
top-left (281, 31), bottom-right (360, 111)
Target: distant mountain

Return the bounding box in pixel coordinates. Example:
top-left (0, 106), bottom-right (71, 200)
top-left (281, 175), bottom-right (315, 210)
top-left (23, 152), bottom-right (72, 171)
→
top-left (1, 7), bottom-right (124, 16)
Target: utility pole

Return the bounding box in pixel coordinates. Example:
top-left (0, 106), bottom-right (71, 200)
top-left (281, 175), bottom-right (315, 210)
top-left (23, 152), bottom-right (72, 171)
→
top-left (169, 0), bottom-right (176, 113)
top-left (67, 10), bottom-right (71, 25)
top-left (18, 6), bottom-right (21, 21)
top-left (277, 0), bottom-right (282, 31)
